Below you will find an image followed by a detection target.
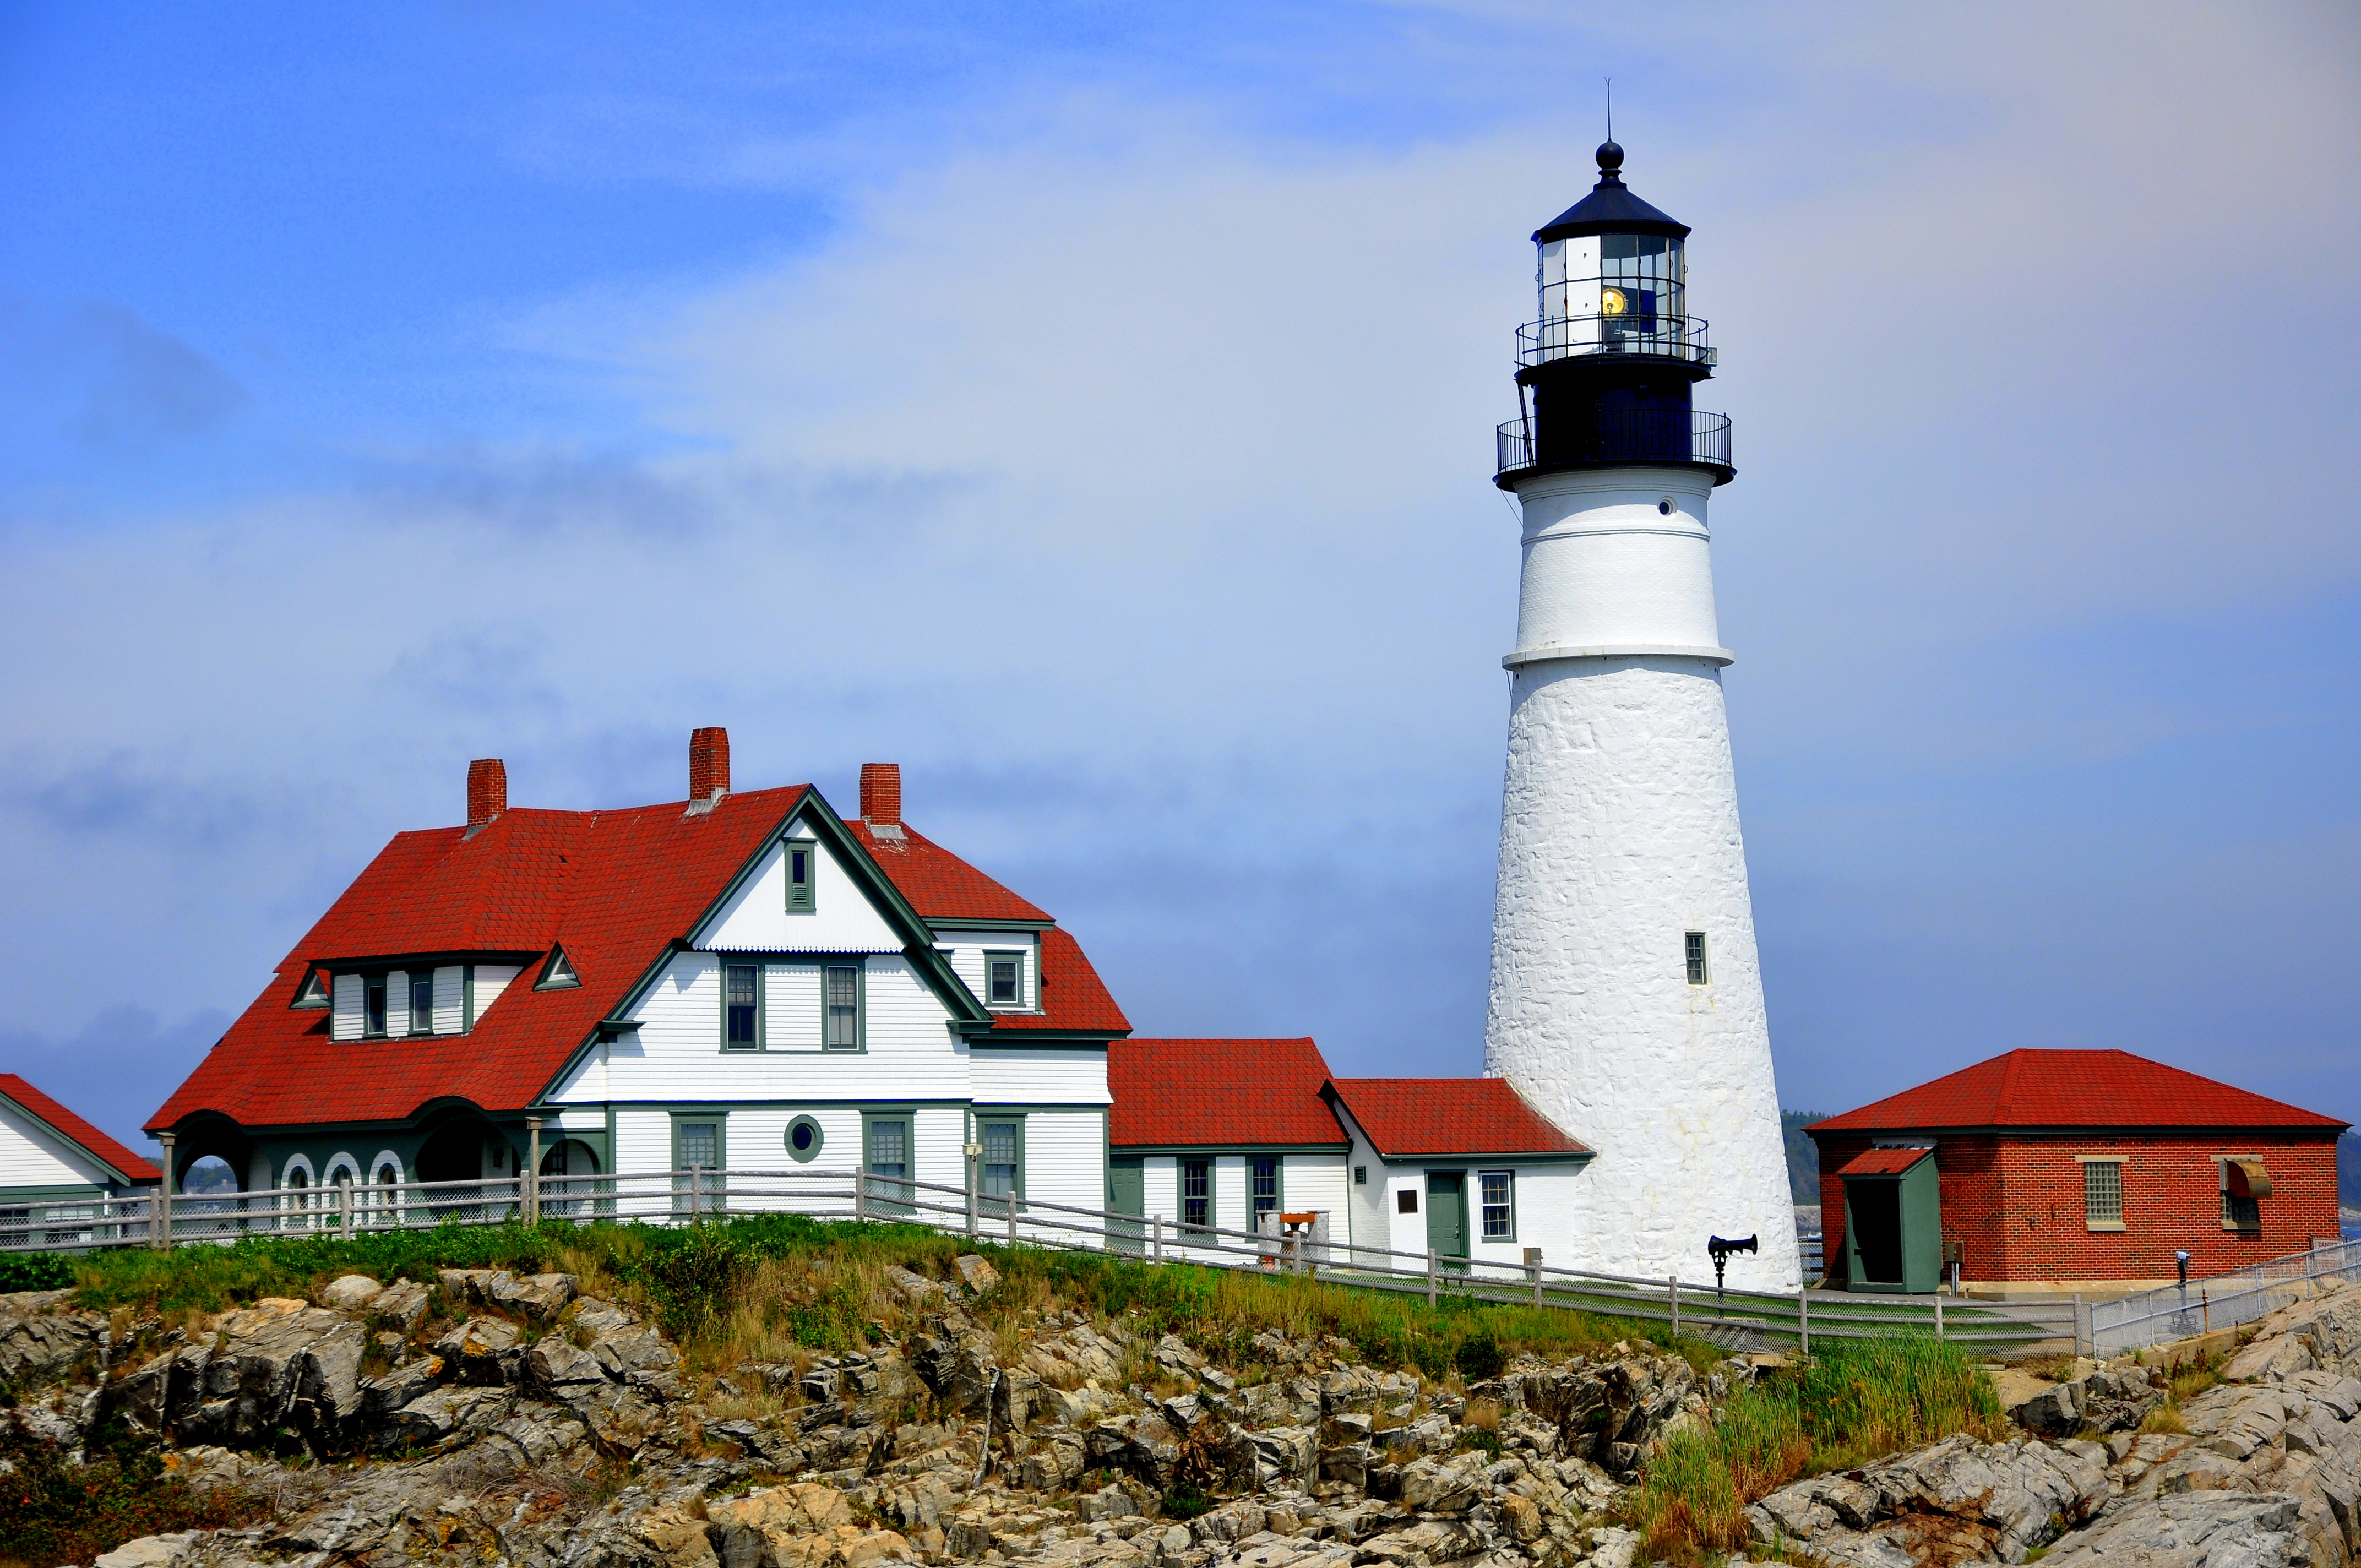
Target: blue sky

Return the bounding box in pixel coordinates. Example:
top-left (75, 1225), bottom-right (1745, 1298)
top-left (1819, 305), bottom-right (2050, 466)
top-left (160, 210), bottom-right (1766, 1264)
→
top-left (2, 2), bottom-right (2357, 1155)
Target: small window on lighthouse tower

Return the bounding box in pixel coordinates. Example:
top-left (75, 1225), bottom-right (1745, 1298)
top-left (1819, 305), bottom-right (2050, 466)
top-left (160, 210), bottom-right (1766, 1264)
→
top-left (1684, 932), bottom-right (1710, 986)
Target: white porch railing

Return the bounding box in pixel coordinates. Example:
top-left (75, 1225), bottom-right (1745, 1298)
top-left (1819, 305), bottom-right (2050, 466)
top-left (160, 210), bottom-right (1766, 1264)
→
top-left (12, 1168), bottom-right (2075, 1354)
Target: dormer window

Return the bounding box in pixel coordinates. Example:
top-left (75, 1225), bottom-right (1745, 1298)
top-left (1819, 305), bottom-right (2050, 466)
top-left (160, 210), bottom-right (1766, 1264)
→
top-left (408, 973), bottom-right (435, 1035)
top-left (365, 977), bottom-right (388, 1038)
top-left (785, 839), bottom-right (816, 912)
top-left (535, 946), bottom-right (581, 990)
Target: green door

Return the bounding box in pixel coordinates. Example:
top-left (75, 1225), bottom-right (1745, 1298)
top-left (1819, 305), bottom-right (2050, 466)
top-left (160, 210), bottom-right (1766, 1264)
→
top-left (1426, 1171), bottom-right (1469, 1272)
top-left (1107, 1157), bottom-right (1145, 1254)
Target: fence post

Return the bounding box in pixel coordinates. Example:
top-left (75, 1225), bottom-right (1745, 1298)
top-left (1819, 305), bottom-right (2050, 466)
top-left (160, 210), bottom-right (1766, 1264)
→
top-left (1798, 1288), bottom-right (1810, 1357)
top-left (525, 1117), bottom-right (542, 1224)
top-left (338, 1178), bottom-right (353, 1241)
top-left (1006, 1193), bottom-right (1019, 1248)
top-left (1152, 1214), bottom-right (1163, 1265)
top-left (1526, 1247), bottom-right (1542, 1308)
top-left (965, 1143), bottom-right (980, 1238)
top-left (688, 1164), bottom-right (701, 1223)
top-left (1934, 1293), bottom-right (1944, 1340)
top-left (1427, 1248), bottom-right (1439, 1308)
top-left (854, 1167), bottom-right (867, 1224)
top-left (155, 1132), bottom-right (175, 1250)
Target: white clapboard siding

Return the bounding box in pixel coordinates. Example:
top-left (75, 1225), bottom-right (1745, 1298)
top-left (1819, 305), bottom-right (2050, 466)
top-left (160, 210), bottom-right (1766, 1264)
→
top-left (613, 1109), bottom-right (675, 1177)
top-left (761, 962), bottom-right (824, 1051)
top-left (0, 1102), bottom-right (110, 1190)
top-left (433, 966), bottom-right (466, 1035)
top-left (937, 932), bottom-right (1038, 1011)
top-left (1282, 1153), bottom-right (1352, 1221)
top-left (553, 1106), bottom-right (606, 1135)
top-left (388, 972), bottom-right (412, 1035)
top-left (584, 954), bottom-right (967, 1104)
top-left (472, 965), bottom-right (520, 1027)
top-left (699, 825), bottom-right (904, 954)
top-left (1018, 1110), bottom-right (1104, 1216)
top-left (332, 973), bottom-right (364, 1042)
top-left (1142, 1155), bottom-right (1177, 1229)
top-left (971, 1048), bottom-right (1109, 1106)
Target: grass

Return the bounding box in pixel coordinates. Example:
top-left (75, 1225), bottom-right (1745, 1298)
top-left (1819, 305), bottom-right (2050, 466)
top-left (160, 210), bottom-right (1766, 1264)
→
top-left (1629, 1335), bottom-right (2006, 1563)
top-left (46, 1215), bottom-right (1721, 1387)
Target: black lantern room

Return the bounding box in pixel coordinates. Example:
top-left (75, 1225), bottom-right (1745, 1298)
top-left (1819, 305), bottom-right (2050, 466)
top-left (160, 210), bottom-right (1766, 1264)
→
top-left (1496, 141), bottom-right (1733, 487)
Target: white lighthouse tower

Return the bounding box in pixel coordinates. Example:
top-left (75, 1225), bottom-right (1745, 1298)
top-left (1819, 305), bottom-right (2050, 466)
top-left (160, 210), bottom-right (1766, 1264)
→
top-left (1483, 141), bottom-right (1800, 1291)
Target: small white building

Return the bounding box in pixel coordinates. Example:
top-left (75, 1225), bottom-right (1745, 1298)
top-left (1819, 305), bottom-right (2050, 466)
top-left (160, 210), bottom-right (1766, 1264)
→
top-left (1109, 1038), bottom-right (1591, 1271)
top-left (0, 1072), bottom-right (160, 1227)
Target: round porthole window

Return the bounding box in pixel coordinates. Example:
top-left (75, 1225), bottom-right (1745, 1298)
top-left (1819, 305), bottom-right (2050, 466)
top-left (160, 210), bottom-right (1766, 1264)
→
top-left (785, 1115), bottom-right (824, 1163)
top-left (1657, 498), bottom-right (1676, 516)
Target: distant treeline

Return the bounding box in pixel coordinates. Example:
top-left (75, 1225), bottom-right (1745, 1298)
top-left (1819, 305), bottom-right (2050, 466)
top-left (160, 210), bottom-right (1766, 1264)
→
top-left (2343, 1131), bottom-right (2359, 1210)
top-left (1782, 1110), bottom-right (1825, 1206)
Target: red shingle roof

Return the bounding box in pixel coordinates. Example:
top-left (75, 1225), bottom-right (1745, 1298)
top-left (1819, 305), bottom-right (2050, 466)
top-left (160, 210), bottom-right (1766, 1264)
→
top-left (1834, 1147), bottom-right (1931, 1177)
top-left (0, 1074), bottom-right (160, 1183)
top-left (150, 787), bottom-right (1125, 1133)
top-left (849, 822), bottom-right (1050, 923)
top-left (1810, 1050), bottom-right (2348, 1134)
top-left (1109, 1039), bottom-right (1347, 1147)
top-left (1326, 1078), bottom-right (1589, 1158)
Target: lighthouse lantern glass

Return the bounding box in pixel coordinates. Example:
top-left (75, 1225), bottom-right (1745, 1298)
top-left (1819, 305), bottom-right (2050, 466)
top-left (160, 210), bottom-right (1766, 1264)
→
top-left (1536, 232), bottom-right (1687, 358)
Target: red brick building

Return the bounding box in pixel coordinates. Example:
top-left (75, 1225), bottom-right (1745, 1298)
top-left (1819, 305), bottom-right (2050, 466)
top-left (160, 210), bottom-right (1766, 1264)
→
top-left (1809, 1050), bottom-right (2347, 1294)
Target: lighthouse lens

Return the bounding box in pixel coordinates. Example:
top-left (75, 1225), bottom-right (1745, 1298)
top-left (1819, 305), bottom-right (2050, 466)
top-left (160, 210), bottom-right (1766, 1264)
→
top-left (1600, 287), bottom-right (1627, 317)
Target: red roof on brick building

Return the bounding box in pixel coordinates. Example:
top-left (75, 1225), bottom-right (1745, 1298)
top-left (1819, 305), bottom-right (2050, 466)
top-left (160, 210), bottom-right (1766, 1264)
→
top-left (0, 1074), bottom-right (160, 1183)
top-left (1810, 1049), bottom-right (2347, 1135)
top-left (1326, 1077), bottom-right (1589, 1158)
top-left (1109, 1039), bottom-right (1347, 1147)
top-left (151, 783), bottom-right (1125, 1134)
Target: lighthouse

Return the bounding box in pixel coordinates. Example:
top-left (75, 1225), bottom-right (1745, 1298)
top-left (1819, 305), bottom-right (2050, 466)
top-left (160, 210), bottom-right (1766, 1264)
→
top-left (1483, 141), bottom-right (1801, 1291)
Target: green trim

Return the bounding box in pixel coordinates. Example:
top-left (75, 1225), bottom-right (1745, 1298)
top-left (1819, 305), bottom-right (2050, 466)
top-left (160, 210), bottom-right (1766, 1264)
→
top-left (860, 1108), bottom-right (918, 1215)
top-left (1178, 1153), bottom-right (1215, 1234)
top-left (720, 959), bottom-right (764, 1052)
top-left (981, 948), bottom-right (1026, 1010)
top-left (1248, 1151), bottom-right (1285, 1227)
top-left (362, 974), bottom-right (389, 1039)
top-left (291, 969), bottom-right (330, 1009)
top-left (785, 1115), bottom-right (825, 1162)
top-left (784, 838), bottom-right (817, 913)
top-left (668, 1110), bottom-right (727, 1172)
top-left (404, 970), bottom-right (437, 1036)
top-left (967, 1033), bottom-right (1122, 1050)
top-left (534, 944), bottom-right (582, 991)
top-left (1476, 1167), bottom-right (1519, 1243)
top-left (1117, 1142), bottom-right (1347, 1157)
top-left (822, 958), bottom-right (866, 1052)
top-left (0, 1182), bottom-right (111, 1205)
top-left (929, 917), bottom-right (1055, 933)
top-left (975, 1110), bottom-right (1026, 1201)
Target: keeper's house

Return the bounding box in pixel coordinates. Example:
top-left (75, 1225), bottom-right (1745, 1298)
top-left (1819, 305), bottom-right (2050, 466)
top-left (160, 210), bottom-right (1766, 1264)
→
top-left (146, 735), bottom-right (1129, 1212)
top-left (1809, 1049), bottom-right (2347, 1297)
top-left (1107, 1036), bottom-right (1591, 1270)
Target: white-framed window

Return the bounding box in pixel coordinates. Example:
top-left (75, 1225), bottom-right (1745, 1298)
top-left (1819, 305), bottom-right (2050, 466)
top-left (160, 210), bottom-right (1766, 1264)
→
top-left (1480, 1169), bottom-right (1516, 1239)
top-left (1181, 1157), bottom-right (1212, 1234)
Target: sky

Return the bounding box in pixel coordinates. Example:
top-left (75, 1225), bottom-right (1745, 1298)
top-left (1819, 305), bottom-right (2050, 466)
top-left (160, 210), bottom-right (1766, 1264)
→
top-left (1, 1), bottom-right (2357, 1157)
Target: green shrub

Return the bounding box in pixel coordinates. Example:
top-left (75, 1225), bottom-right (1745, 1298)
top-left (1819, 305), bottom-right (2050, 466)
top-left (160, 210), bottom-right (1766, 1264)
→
top-left (0, 1253), bottom-right (74, 1293)
top-left (0, 1411), bottom-right (263, 1564)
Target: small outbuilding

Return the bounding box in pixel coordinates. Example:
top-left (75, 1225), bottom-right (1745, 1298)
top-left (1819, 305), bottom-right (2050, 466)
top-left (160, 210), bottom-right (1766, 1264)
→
top-left (1809, 1049), bottom-right (2347, 1295)
top-left (0, 1073), bottom-right (161, 1237)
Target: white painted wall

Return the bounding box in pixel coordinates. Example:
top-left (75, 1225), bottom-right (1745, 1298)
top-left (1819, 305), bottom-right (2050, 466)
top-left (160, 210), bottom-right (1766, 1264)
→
top-left (1512, 468), bottom-right (1724, 657)
top-left (332, 972), bottom-right (363, 1042)
top-left (433, 965), bottom-right (465, 1035)
top-left (0, 1101), bottom-right (115, 1191)
top-left (937, 933), bottom-right (1038, 1011)
top-left (473, 964), bottom-right (520, 1025)
top-left (699, 824), bottom-right (904, 954)
top-left (971, 1049), bottom-right (1108, 1106)
top-left (1486, 465), bottom-right (1801, 1292)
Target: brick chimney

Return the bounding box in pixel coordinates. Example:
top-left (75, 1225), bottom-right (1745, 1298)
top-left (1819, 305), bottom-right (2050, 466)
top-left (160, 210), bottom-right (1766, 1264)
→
top-left (689, 727), bottom-right (731, 802)
top-left (467, 759), bottom-right (507, 828)
top-left (859, 763), bottom-right (901, 825)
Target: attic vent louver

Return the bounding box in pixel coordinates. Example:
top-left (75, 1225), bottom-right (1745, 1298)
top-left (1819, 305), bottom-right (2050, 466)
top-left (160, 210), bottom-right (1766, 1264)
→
top-left (535, 945), bottom-right (581, 990)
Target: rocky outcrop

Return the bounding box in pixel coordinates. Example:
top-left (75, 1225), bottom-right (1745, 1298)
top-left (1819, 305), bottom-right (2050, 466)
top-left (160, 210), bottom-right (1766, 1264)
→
top-left (2010, 1364), bottom-right (2166, 1436)
top-left (1749, 1432), bottom-right (2108, 1563)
